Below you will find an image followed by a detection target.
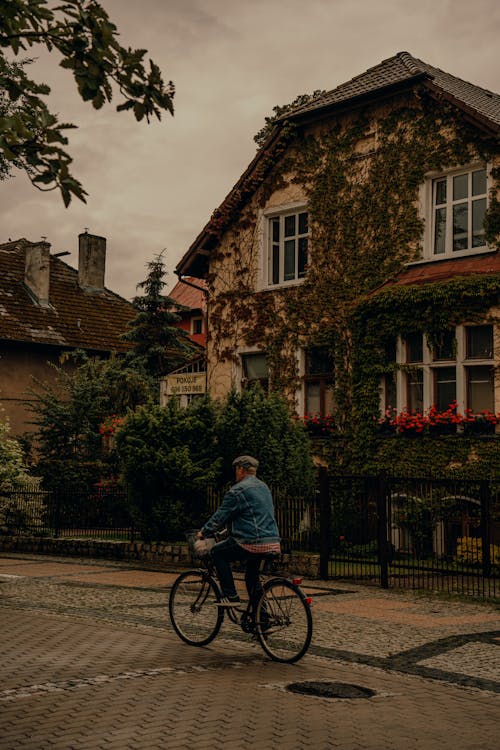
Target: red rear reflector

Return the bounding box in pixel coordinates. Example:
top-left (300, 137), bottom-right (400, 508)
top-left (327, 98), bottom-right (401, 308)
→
top-left (292, 578), bottom-right (302, 585)
top-left (305, 597), bottom-right (312, 605)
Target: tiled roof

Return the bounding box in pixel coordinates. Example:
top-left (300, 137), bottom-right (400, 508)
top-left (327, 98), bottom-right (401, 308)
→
top-left (169, 277), bottom-right (207, 311)
top-left (0, 239), bottom-right (134, 351)
top-left (374, 251), bottom-right (500, 292)
top-left (287, 52), bottom-right (500, 129)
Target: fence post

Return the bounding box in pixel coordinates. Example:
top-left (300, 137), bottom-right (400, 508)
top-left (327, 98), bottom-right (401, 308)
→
top-left (319, 467), bottom-right (330, 579)
top-left (480, 480), bottom-right (491, 578)
top-left (376, 475), bottom-right (390, 589)
top-left (52, 489), bottom-right (61, 539)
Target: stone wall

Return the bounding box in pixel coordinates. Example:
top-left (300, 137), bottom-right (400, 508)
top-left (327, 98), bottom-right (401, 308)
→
top-left (0, 535), bottom-right (321, 578)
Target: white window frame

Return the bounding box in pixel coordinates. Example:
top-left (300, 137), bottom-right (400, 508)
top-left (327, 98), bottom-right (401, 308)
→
top-left (418, 162), bottom-right (492, 262)
top-left (234, 347), bottom-right (269, 392)
top-left (381, 324), bottom-right (495, 416)
top-left (258, 202), bottom-right (309, 289)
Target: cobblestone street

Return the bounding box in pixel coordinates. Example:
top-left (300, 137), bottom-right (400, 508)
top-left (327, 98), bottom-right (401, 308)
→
top-left (1, 553), bottom-right (499, 749)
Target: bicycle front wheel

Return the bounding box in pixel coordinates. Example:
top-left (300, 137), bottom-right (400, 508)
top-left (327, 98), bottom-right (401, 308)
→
top-left (169, 570), bottom-right (223, 646)
top-left (255, 578), bottom-right (312, 663)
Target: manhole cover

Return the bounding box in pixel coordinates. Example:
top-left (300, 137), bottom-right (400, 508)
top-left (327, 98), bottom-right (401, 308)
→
top-left (286, 681), bottom-right (376, 699)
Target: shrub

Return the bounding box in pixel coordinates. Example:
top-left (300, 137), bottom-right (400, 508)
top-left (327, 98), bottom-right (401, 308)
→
top-left (115, 397), bottom-right (220, 540)
top-left (215, 386), bottom-right (314, 495)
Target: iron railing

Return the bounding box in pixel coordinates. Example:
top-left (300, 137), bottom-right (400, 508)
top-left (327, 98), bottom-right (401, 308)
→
top-left (2, 475), bottom-right (498, 598)
top-left (0, 484), bottom-right (134, 541)
top-left (319, 470), bottom-right (500, 598)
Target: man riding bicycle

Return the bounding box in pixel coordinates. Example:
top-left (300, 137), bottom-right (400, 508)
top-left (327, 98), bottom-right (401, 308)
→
top-left (196, 455), bottom-right (281, 608)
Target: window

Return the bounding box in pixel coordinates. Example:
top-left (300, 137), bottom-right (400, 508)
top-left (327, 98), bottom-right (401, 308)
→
top-left (434, 366), bottom-right (456, 411)
top-left (432, 330), bottom-right (455, 361)
top-left (266, 208), bottom-right (309, 286)
top-left (382, 325), bottom-right (495, 420)
top-left (467, 366), bottom-right (494, 412)
top-left (241, 352), bottom-right (269, 392)
top-left (407, 369), bottom-right (424, 413)
top-left (406, 333), bottom-right (423, 363)
top-left (423, 165), bottom-right (488, 259)
top-left (191, 317), bottom-right (203, 335)
top-left (304, 347), bottom-right (334, 416)
top-left (466, 325), bottom-right (493, 359)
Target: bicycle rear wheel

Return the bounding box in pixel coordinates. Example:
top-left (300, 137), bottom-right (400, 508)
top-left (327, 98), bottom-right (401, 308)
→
top-left (169, 570), bottom-right (223, 646)
top-left (255, 578), bottom-right (312, 663)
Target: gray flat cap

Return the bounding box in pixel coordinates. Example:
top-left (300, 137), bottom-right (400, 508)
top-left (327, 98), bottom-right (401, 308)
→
top-left (232, 455), bottom-right (259, 469)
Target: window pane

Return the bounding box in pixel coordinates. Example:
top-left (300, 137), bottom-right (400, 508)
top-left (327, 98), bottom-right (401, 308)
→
top-left (298, 212), bottom-right (308, 234)
top-left (284, 239), bottom-right (295, 280)
top-left (472, 169), bottom-right (486, 196)
top-left (472, 198), bottom-right (486, 247)
top-left (453, 173), bottom-right (468, 201)
top-left (298, 237), bottom-right (308, 277)
top-left (284, 215), bottom-right (296, 237)
top-left (306, 347), bottom-right (334, 375)
top-left (433, 330), bottom-right (455, 361)
top-left (435, 179), bottom-right (446, 205)
top-left (435, 367), bottom-right (456, 411)
top-left (468, 366), bottom-right (494, 413)
top-left (407, 370), bottom-right (423, 412)
top-left (305, 382), bottom-right (320, 414)
top-left (385, 373), bottom-right (397, 411)
top-left (406, 333), bottom-right (423, 363)
top-left (272, 244), bottom-right (280, 285)
top-left (434, 207), bottom-right (447, 254)
top-left (271, 217), bottom-right (280, 242)
top-left (466, 325), bottom-right (493, 359)
top-left (242, 353), bottom-right (268, 380)
top-left (452, 203), bottom-right (468, 251)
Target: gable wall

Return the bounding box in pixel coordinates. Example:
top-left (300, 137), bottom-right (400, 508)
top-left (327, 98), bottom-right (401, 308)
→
top-left (0, 343), bottom-right (73, 436)
top-left (204, 91), bottom-right (500, 408)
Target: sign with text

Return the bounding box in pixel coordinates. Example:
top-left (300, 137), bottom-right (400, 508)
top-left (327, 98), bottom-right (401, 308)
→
top-left (164, 372), bottom-right (206, 396)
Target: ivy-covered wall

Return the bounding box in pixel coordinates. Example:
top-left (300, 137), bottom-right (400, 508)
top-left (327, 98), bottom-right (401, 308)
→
top-left (204, 86), bottom-right (500, 474)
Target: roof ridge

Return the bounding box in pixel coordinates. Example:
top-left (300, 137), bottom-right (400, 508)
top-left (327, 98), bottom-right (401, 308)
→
top-left (395, 51), bottom-right (427, 76)
top-left (404, 53), bottom-right (499, 99)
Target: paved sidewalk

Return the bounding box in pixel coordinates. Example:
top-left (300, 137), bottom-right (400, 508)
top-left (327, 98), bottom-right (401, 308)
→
top-left (1, 552), bottom-right (499, 749)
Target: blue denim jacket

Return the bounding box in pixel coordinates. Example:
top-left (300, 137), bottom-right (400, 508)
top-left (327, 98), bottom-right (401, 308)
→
top-left (201, 475), bottom-right (280, 544)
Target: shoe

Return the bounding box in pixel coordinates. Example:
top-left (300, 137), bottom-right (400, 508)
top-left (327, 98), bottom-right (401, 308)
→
top-left (216, 596), bottom-right (241, 608)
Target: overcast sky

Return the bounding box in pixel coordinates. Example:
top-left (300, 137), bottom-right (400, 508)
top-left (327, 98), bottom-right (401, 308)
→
top-left (1, 0), bottom-right (499, 300)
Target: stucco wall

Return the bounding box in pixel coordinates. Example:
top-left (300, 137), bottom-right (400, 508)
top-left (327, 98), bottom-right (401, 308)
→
top-left (0, 343), bottom-right (69, 436)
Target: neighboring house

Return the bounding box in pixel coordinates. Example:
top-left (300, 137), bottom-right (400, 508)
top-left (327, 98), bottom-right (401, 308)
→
top-left (168, 276), bottom-right (207, 349)
top-left (159, 277), bottom-right (208, 408)
top-left (0, 232), bottom-right (134, 436)
top-left (175, 51), bottom-right (500, 443)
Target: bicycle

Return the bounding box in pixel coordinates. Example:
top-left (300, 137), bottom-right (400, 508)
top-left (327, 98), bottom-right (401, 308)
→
top-left (168, 532), bottom-right (313, 663)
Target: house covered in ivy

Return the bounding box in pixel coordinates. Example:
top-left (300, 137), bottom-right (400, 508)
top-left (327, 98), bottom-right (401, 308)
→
top-left (175, 51), bottom-right (500, 473)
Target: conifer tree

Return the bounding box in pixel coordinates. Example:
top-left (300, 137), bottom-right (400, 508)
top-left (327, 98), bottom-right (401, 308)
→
top-left (123, 253), bottom-right (195, 378)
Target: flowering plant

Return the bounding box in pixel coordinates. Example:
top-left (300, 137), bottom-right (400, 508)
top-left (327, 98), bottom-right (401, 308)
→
top-left (99, 415), bottom-right (126, 437)
top-left (378, 402), bottom-right (500, 436)
top-left (296, 413), bottom-right (336, 436)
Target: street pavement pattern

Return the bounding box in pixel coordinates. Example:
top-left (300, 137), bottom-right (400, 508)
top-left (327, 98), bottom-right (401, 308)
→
top-left (0, 553), bottom-right (499, 749)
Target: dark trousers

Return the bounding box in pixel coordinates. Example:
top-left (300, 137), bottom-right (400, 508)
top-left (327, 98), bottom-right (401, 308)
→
top-left (210, 537), bottom-right (263, 607)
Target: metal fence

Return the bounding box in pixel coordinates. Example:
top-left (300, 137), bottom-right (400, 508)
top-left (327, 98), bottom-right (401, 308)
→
top-left (2, 475), bottom-right (499, 598)
top-left (0, 484), bottom-right (134, 541)
top-left (319, 471), bottom-right (500, 598)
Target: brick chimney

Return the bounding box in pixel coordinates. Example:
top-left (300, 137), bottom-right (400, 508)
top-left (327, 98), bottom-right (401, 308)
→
top-left (24, 241), bottom-right (51, 307)
top-left (78, 232), bottom-right (106, 291)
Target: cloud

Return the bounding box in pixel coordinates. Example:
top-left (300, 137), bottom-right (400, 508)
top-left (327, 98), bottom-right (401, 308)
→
top-left (1, 0), bottom-right (499, 301)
